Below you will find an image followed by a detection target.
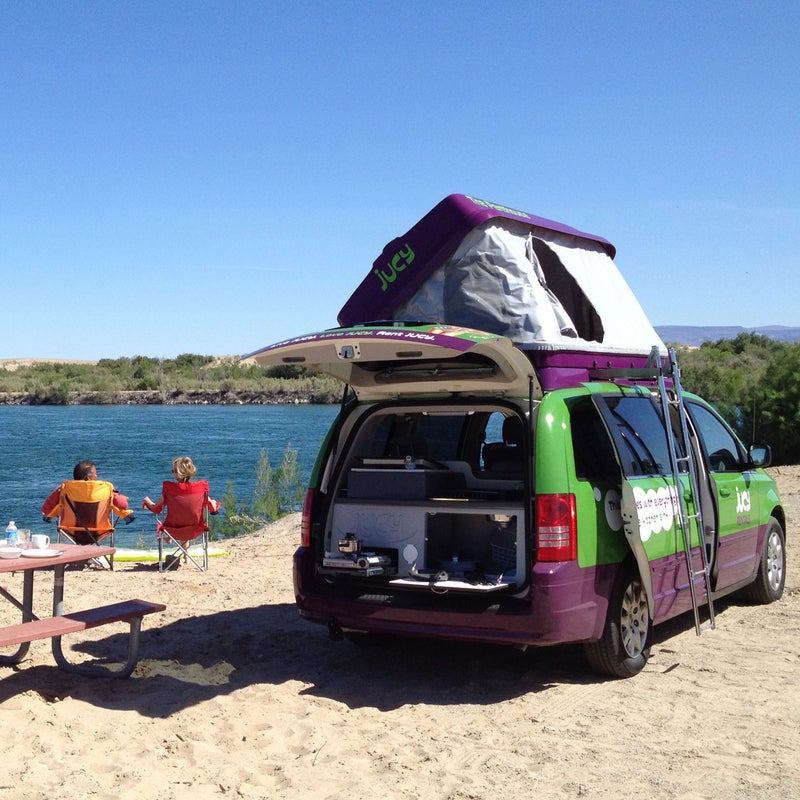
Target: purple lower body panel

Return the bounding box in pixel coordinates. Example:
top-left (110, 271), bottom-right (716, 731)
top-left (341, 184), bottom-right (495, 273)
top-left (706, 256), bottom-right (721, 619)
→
top-left (293, 548), bottom-right (619, 648)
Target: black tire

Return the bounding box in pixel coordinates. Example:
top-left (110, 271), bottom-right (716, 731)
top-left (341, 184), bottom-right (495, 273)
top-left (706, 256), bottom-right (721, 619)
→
top-left (584, 568), bottom-right (651, 679)
top-left (740, 516), bottom-right (786, 604)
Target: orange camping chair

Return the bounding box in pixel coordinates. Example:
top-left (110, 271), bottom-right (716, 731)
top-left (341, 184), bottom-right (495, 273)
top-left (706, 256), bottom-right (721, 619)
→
top-left (155, 480), bottom-right (214, 572)
top-left (50, 480), bottom-right (134, 570)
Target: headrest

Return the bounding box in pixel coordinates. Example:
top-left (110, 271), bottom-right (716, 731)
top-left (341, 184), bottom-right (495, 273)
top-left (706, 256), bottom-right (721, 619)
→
top-left (502, 416), bottom-right (524, 446)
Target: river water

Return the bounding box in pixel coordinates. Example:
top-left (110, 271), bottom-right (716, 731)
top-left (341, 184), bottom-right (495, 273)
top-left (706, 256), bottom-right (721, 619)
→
top-left (1, 404), bottom-right (338, 548)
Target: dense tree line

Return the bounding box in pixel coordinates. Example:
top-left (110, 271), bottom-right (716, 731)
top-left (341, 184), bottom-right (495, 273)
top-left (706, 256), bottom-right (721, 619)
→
top-left (0, 355), bottom-right (342, 404)
top-left (676, 334), bottom-right (800, 465)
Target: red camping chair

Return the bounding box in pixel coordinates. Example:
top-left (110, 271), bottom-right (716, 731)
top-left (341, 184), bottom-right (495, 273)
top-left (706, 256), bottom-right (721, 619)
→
top-left (48, 479), bottom-right (135, 570)
top-left (154, 480), bottom-right (216, 572)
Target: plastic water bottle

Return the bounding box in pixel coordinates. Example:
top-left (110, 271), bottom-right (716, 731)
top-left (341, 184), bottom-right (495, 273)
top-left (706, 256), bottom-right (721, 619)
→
top-left (5, 521), bottom-right (18, 546)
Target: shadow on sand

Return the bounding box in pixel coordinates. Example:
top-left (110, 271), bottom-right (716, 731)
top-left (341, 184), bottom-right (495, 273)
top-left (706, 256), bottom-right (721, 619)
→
top-left (0, 594), bottom-right (728, 716)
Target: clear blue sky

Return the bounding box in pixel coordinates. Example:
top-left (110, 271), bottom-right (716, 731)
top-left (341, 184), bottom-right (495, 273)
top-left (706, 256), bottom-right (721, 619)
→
top-left (2, 1), bottom-right (798, 360)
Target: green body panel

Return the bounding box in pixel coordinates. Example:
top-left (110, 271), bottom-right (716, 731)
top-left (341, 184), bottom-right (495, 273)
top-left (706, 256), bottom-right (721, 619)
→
top-left (712, 470), bottom-right (750, 539)
top-left (536, 390), bottom-right (630, 569)
top-left (533, 392), bottom-right (573, 496)
top-left (573, 478), bottom-right (630, 567)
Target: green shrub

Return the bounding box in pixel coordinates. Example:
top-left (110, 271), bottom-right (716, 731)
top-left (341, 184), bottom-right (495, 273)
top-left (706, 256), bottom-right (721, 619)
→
top-left (210, 445), bottom-right (305, 540)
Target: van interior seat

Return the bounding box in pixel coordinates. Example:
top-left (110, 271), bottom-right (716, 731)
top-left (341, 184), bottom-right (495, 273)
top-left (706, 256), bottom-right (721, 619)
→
top-left (387, 435), bottom-right (429, 460)
top-left (483, 416), bottom-right (525, 474)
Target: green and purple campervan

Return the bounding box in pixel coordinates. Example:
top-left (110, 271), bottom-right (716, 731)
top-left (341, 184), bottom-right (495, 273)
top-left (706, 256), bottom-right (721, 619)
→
top-left (248, 195), bottom-right (785, 677)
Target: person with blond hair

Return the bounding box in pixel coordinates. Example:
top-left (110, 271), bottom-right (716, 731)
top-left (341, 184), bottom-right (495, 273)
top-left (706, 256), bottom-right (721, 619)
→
top-left (142, 456), bottom-right (221, 514)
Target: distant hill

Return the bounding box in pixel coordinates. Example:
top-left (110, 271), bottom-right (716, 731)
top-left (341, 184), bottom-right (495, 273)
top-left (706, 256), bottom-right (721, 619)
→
top-left (655, 325), bottom-right (800, 346)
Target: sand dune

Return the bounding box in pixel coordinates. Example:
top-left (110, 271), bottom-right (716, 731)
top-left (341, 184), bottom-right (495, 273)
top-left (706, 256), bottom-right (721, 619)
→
top-left (0, 358), bottom-right (98, 371)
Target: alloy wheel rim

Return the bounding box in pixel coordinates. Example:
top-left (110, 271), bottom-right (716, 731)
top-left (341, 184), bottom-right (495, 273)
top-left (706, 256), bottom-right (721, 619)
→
top-left (620, 580), bottom-right (649, 658)
top-left (766, 530), bottom-right (784, 592)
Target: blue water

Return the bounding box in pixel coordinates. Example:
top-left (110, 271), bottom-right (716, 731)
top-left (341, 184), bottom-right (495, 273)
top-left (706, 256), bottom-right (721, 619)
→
top-left (0, 405), bottom-right (338, 548)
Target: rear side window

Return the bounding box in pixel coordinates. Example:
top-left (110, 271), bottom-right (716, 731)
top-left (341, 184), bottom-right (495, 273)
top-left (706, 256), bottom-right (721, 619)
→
top-left (569, 399), bottom-right (619, 482)
top-left (594, 395), bottom-right (671, 477)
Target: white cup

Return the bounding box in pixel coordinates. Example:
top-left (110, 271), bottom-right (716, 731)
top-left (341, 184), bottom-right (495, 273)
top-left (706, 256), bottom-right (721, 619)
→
top-left (31, 534), bottom-right (50, 550)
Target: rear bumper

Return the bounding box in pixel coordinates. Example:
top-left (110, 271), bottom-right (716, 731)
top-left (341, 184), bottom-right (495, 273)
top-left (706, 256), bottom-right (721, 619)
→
top-left (293, 547), bottom-right (615, 647)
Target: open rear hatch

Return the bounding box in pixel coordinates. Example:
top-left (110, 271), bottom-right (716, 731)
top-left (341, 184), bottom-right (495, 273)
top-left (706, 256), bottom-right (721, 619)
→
top-left (246, 323), bottom-right (537, 595)
top-left (245, 322), bottom-right (539, 401)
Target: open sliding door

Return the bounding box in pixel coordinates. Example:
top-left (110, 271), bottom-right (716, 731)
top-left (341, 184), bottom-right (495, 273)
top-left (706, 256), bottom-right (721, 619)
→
top-left (591, 392), bottom-right (699, 620)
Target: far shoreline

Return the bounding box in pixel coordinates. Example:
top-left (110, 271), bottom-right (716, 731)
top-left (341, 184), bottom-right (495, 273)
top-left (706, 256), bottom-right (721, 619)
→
top-left (0, 389), bottom-right (336, 406)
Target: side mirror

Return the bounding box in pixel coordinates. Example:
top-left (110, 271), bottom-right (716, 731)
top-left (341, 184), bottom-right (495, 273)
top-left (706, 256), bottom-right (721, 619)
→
top-left (749, 443), bottom-right (772, 468)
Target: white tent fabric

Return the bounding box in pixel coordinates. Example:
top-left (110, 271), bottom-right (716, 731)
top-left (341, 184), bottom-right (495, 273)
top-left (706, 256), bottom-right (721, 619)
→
top-left (396, 219), bottom-right (664, 356)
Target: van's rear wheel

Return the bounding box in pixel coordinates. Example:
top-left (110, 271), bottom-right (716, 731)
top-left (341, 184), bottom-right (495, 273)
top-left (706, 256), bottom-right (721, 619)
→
top-left (584, 569), bottom-right (651, 678)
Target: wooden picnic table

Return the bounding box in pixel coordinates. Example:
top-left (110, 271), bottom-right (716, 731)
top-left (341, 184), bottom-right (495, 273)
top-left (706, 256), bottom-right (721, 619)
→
top-left (0, 543), bottom-right (165, 678)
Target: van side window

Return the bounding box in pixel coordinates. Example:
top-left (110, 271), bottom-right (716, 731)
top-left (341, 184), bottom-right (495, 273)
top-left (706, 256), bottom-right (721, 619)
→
top-left (686, 402), bottom-right (743, 472)
top-left (595, 395), bottom-right (671, 477)
top-left (569, 399), bottom-right (619, 482)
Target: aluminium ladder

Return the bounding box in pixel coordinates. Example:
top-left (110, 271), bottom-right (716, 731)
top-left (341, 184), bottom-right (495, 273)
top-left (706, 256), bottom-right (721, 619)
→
top-left (650, 346), bottom-right (716, 634)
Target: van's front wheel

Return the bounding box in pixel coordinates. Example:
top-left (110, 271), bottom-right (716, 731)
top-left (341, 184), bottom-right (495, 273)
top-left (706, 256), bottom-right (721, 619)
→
top-left (740, 516), bottom-right (786, 604)
top-left (584, 569), bottom-right (651, 678)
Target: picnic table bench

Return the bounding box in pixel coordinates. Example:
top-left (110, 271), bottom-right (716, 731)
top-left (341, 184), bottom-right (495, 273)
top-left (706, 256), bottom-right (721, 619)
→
top-left (0, 544), bottom-right (166, 678)
top-left (0, 599), bottom-right (166, 678)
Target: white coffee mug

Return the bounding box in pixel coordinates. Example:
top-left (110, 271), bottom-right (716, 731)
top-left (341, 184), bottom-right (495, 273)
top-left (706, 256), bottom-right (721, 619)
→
top-left (31, 534), bottom-right (50, 550)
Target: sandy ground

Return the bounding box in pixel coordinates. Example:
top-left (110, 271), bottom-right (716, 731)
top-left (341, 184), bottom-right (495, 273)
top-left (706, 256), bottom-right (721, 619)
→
top-left (1, 466), bottom-right (798, 800)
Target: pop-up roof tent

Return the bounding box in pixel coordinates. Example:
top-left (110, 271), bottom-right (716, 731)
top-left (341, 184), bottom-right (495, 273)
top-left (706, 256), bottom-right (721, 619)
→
top-left (338, 194), bottom-right (666, 390)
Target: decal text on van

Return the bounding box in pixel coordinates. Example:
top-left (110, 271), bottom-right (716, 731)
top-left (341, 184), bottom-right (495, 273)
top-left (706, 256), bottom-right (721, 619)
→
top-left (374, 244), bottom-right (415, 292)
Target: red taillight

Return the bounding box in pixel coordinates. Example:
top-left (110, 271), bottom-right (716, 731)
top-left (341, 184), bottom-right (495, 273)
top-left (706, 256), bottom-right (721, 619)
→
top-left (300, 488), bottom-right (315, 547)
top-left (535, 493), bottom-right (577, 562)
